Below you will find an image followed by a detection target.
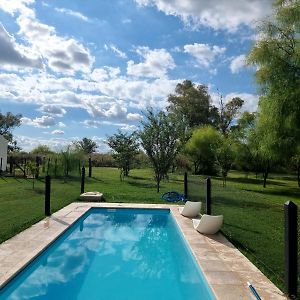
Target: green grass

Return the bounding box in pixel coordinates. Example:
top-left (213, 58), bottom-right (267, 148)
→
top-left (0, 167), bottom-right (299, 295)
top-left (0, 168), bottom-right (183, 243)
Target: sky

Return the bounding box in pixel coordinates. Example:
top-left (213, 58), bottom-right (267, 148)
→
top-left (0, 0), bottom-right (273, 152)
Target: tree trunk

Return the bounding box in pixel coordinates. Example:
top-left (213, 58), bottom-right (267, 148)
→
top-left (156, 175), bottom-right (161, 193)
top-left (263, 161), bottom-right (269, 188)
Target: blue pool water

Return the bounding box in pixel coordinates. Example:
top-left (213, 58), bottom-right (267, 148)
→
top-left (0, 208), bottom-right (215, 300)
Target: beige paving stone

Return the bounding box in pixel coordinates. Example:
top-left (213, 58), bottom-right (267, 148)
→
top-left (205, 271), bottom-right (243, 285)
top-left (200, 260), bottom-right (231, 272)
top-left (211, 284), bottom-right (254, 300)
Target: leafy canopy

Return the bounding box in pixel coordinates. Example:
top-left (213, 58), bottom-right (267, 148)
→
top-left (0, 112), bottom-right (22, 152)
top-left (139, 109), bottom-right (185, 192)
top-left (107, 131), bottom-right (139, 177)
top-left (73, 137), bottom-right (98, 154)
top-left (167, 80), bottom-right (216, 128)
top-left (185, 125), bottom-right (221, 175)
top-left (248, 0), bottom-right (300, 153)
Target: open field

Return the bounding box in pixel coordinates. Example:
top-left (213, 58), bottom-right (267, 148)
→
top-left (0, 167), bottom-right (299, 294)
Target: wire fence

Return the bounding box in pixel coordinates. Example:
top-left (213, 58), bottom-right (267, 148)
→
top-left (185, 173), bottom-right (300, 295)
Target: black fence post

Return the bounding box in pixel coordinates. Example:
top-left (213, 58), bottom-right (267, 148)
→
top-left (88, 157), bottom-right (92, 178)
top-left (206, 178), bottom-right (211, 215)
top-left (36, 156), bottom-right (39, 179)
top-left (284, 201), bottom-right (298, 299)
top-left (9, 156), bottom-right (13, 174)
top-left (81, 166), bottom-right (85, 194)
top-left (184, 172), bottom-right (188, 199)
top-left (45, 175), bottom-right (51, 216)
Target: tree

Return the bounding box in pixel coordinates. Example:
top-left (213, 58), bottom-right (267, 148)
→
top-left (74, 137), bottom-right (98, 154)
top-left (216, 95), bottom-right (244, 135)
top-left (215, 136), bottom-right (236, 187)
top-left (247, 0), bottom-right (300, 158)
top-left (185, 126), bottom-right (221, 175)
top-left (167, 80), bottom-right (217, 129)
top-left (27, 161), bottom-right (39, 189)
top-left (107, 131), bottom-right (139, 178)
top-left (31, 145), bottom-right (54, 155)
top-left (290, 147), bottom-right (300, 187)
top-left (139, 109), bottom-right (185, 192)
top-left (0, 112), bottom-right (22, 152)
top-left (231, 112), bottom-right (258, 176)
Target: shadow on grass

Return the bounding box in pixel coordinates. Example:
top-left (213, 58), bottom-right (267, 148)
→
top-left (212, 194), bottom-right (279, 210)
top-left (245, 188), bottom-right (300, 200)
top-left (224, 222), bottom-right (261, 234)
top-left (127, 180), bottom-right (156, 189)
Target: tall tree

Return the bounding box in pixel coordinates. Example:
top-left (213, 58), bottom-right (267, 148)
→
top-left (107, 131), bottom-right (139, 178)
top-left (139, 109), bottom-right (185, 192)
top-left (216, 95), bottom-right (244, 135)
top-left (0, 112), bottom-right (22, 152)
top-left (185, 126), bottom-right (221, 175)
top-left (74, 137), bottom-right (98, 154)
top-left (31, 145), bottom-right (54, 155)
top-left (248, 0), bottom-right (300, 157)
top-left (167, 80), bottom-right (216, 128)
top-left (215, 136), bottom-right (236, 187)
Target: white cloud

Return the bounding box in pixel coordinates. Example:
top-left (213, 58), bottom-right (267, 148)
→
top-left (135, 0), bottom-right (272, 32)
top-left (86, 101), bottom-right (128, 120)
top-left (21, 115), bottom-right (56, 128)
top-left (0, 23), bottom-right (43, 69)
top-left (0, 0), bottom-right (35, 17)
top-left (225, 93), bottom-right (258, 113)
top-left (105, 44), bottom-right (127, 59)
top-left (51, 129), bottom-right (64, 135)
top-left (54, 7), bottom-right (90, 22)
top-left (183, 43), bottom-right (225, 68)
top-left (127, 47), bottom-right (175, 78)
top-left (120, 124), bottom-right (138, 131)
top-left (230, 54), bottom-right (246, 74)
top-left (127, 113), bottom-right (143, 121)
top-left (211, 91), bottom-right (258, 113)
top-left (1, 1), bottom-right (95, 74)
top-left (82, 119), bottom-right (137, 131)
top-left (58, 122), bottom-right (66, 128)
top-left (38, 105), bottom-right (66, 117)
top-left (81, 120), bottom-right (101, 128)
top-left (122, 18), bottom-right (132, 24)
top-left (16, 134), bottom-right (70, 151)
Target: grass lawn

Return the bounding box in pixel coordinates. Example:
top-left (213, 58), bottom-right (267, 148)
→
top-left (0, 167), bottom-right (299, 294)
top-left (0, 168), bottom-right (183, 243)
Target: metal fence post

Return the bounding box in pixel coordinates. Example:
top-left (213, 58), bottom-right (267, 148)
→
top-left (45, 175), bottom-right (51, 216)
top-left (284, 201), bottom-right (298, 299)
top-left (89, 157), bottom-right (92, 178)
top-left (184, 172), bottom-right (188, 199)
top-left (81, 166), bottom-right (85, 194)
top-left (9, 156), bottom-right (13, 174)
top-left (36, 156), bottom-right (39, 179)
top-left (206, 177), bottom-right (211, 215)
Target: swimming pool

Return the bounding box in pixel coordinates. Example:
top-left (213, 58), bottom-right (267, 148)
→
top-left (0, 208), bottom-right (215, 300)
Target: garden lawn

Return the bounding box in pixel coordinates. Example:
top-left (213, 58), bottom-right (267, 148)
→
top-left (0, 167), bottom-right (183, 244)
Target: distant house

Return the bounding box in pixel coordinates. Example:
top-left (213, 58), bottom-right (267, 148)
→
top-left (0, 135), bottom-right (8, 171)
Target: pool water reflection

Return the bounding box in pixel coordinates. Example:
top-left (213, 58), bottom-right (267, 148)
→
top-left (0, 208), bottom-right (215, 300)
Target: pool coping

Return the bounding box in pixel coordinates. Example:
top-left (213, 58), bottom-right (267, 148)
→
top-left (0, 202), bottom-right (287, 299)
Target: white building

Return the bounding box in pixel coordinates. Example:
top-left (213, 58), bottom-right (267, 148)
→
top-left (0, 135), bottom-right (8, 171)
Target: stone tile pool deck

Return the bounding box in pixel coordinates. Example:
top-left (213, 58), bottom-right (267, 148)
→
top-left (0, 202), bottom-right (286, 300)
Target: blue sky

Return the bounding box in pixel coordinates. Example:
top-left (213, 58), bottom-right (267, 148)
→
top-left (0, 0), bottom-right (273, 151)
